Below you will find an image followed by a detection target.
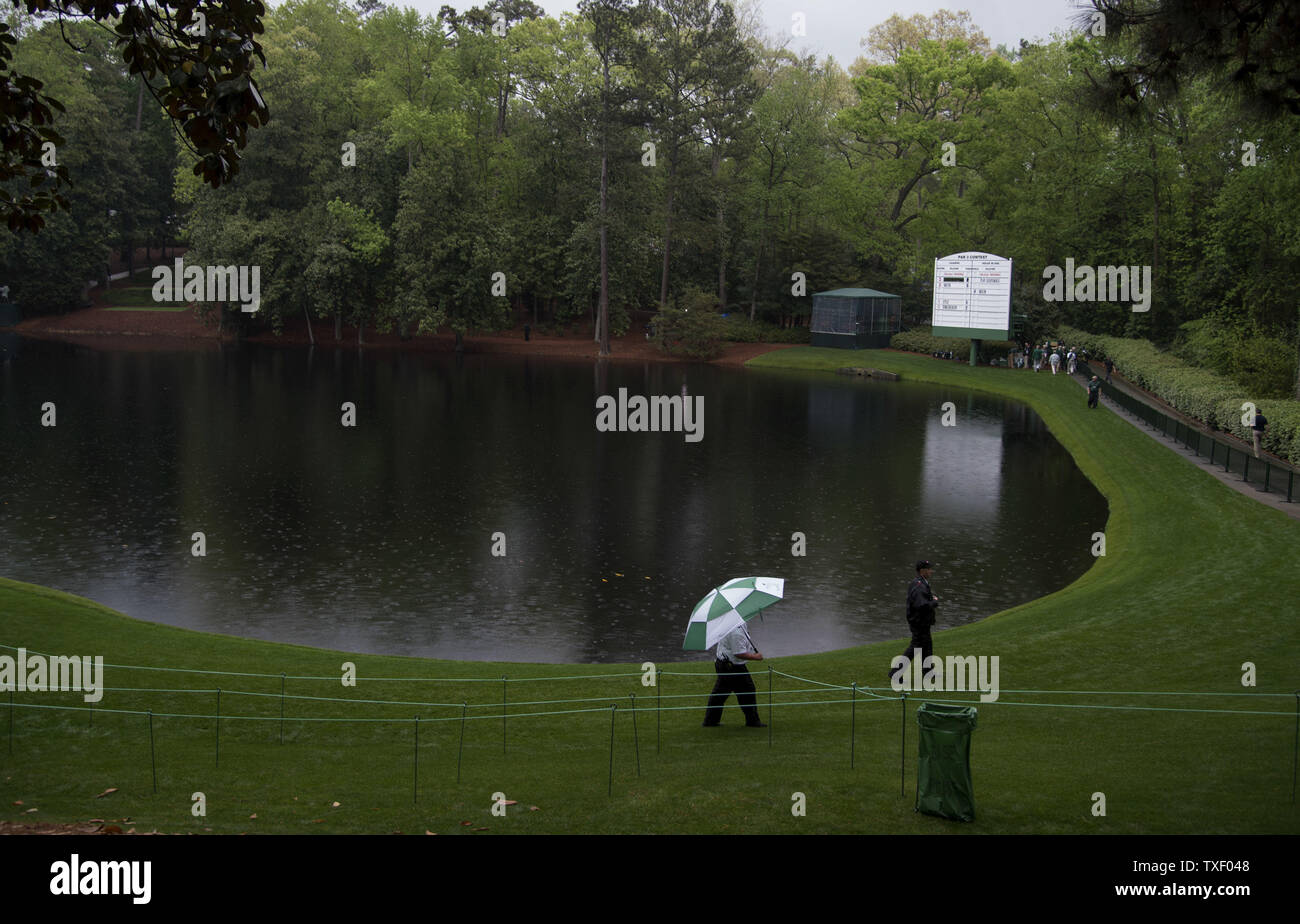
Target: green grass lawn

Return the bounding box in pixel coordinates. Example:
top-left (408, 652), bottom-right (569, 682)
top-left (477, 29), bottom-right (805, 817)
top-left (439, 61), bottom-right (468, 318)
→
top-left (101, 284), bottom-right (190, 310)
top-left (1, 346), bottom-right (1297, 834)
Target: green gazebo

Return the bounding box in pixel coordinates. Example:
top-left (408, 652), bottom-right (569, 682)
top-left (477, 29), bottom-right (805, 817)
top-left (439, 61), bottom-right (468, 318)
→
top-left (809, 288), bottom-right (901, 349)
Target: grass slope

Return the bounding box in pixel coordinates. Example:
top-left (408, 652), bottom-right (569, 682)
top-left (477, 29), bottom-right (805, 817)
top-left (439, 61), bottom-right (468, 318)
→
top-left (0, 346), bottom-right (1296, 834)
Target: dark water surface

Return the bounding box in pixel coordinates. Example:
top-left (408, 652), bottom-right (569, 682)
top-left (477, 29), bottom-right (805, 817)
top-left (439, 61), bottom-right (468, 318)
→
top-left (0, 336), bottom-right (1106, 664)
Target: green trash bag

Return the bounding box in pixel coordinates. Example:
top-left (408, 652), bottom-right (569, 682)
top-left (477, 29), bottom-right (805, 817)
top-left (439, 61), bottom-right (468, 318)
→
top-left (915, 702), bottom-right (978, 822)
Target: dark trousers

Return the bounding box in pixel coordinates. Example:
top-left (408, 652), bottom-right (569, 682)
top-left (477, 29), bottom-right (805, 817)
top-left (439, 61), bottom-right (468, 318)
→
top-left (890, 620), bottom-right (935, 680)
top-left (703, 659), bottom-right (762, 725)
top-left (1088, 390), bottom-right (1099, 408)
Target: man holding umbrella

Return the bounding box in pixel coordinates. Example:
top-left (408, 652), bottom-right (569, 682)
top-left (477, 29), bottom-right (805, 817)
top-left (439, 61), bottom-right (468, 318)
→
top-left (683, 576), bottom-right (784, 728)
top-left (702, 624), bottom-right (766, 728)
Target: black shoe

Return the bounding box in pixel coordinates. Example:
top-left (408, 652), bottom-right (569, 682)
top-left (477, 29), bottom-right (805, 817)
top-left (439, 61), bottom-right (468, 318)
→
top-left (746, 722), bottom-right (768, 728)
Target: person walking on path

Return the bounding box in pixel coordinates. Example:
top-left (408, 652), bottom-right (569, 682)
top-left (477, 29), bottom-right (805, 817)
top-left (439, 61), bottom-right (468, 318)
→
top-left (1067, 348), bottom-right (1077, 374)
top-left (1032, 345), bottom-right (1042, 372)
top-left (888, 560), bottom-right (940, 685)
top-left (702, 624), bottom-right (766, 727)
top-left (1252, 409), bottom-right (1269, 459)
top-left (1104, 357), bottom-right (1114, 384)
top-left (1049, 348), bottom-right (1061, 374)
top-left (1087, 375), bottom-right (1101, 409)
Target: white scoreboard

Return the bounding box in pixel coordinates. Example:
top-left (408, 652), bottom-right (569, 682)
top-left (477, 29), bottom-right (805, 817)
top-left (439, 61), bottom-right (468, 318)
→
top-left (931, 252), bottom-right (1013, 340)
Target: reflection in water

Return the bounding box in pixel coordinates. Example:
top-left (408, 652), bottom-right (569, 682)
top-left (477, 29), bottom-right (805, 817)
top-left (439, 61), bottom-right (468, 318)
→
top-left (0, 340), bottom-right (1107, 664)
top-left (920, 408), bottom-right (1003, 521)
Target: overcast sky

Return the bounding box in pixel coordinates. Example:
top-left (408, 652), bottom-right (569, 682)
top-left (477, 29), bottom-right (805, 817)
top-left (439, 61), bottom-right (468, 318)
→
top-left (394, 0), bottom-right (1096, 67)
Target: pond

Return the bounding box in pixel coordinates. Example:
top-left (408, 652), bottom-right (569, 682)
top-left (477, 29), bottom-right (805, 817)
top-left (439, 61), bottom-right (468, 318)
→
top-left (0, 337), bottom-right (1106, 664)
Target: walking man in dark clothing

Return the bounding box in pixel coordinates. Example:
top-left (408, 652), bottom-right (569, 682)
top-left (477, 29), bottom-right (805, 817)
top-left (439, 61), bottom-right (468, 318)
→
top-left (888, 560), bottom-right (940, 684)
top-left (1253, 410), bottom-right (1268, 458)
top-left (702, 624), bottom-right (766, 727)
top-left (1087, 375), bottom-right (1101, 409)
top-left (1104, 357), bottom-right (1114, 384)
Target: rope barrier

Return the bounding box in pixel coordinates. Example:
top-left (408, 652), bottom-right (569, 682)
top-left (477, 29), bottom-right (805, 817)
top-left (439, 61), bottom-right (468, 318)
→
top-left (4, 692), bottom-right (1292, 722)
top-left (84, 683), bottom-right (845, 710)
top-left (4, 643), bottom-right (1289, 699)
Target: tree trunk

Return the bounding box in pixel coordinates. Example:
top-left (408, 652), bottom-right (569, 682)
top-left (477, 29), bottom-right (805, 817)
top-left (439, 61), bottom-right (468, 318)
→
top-left (598, 152), bottom-right (610, 355)
top-left (659, 163), bottom-right (677, 309)
top-left (597, 56), bottom-right (612, 357)
top-left (1150, 141), bottom-right (1160, 316)
top-left (304, 302), bottom-right (315, 345)
top-left (750, 193), bottom-right (771, 321)
top-left (335, 312), bottom-right (342, 341)
top-left (714, 148), bottom-right (726, 312)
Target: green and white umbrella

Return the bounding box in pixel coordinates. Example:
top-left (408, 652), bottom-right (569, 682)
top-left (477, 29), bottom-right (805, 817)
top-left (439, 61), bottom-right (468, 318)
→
top-left (682, 576), bottom-right (786, 651)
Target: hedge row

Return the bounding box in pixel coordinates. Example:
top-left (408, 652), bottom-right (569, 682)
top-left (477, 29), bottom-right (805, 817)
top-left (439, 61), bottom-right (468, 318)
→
top-left (1059, 325), bottom-right (1300, 466)
top-left (720, 316), bottom-right (810, 344)
top-left (891, 328), bottom-right (1017, 358)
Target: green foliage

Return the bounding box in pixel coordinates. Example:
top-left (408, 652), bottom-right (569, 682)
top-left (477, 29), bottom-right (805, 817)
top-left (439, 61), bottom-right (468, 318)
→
top-left (719, 316), bottom-right (809, 344)
top-left (1060, 325), bottom-right (1300, 465)
top-left (651, 307), bottom-right (726, 359)
top-left (3, 0), bottom-right (269, 231)
top-left (1174, 316), bottom-right (1296, 398)
top-left (891, 328), bottom-right (1015, 358)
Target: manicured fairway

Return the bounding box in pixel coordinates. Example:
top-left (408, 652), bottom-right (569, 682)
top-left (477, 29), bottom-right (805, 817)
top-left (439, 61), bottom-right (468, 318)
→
top-left (1, 346), bottom-right (1296, 834)
top-left (101, 285), bottom-right (189, 310)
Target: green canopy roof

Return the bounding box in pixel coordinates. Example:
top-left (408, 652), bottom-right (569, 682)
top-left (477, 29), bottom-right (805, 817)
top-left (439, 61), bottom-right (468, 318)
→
top-left (812, 288), bottom-right (900, 298)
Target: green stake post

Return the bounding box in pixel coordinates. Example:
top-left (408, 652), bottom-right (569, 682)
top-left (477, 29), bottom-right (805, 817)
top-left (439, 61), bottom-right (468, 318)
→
top-left (148, 709), bottom-right (157, 795)
top-left (850, 682), bottom-right (857, 770)
top-left (215, 689), bottom-right (221, 767)
top-left (656, 673), bottom-right (661, 754)
top-left (630, 694), bottom-right (640, 776)
top-left (900, 693), bottom-right (908, 796)
top-left (607, 704), bottom-right (616, 796)
top-left (456, 703), bottom-right (467, 783)
top-left (1292, 692), bottom-right (1298, 804)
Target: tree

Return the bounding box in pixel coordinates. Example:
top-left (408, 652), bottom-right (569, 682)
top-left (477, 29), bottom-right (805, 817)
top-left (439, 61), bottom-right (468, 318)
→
top-left (637, 0), bottom-right (755, 309)
top-left (1086, 0), bottom-right (1300, 117)
top-left (857, 9), bottom-right (991, 68)
top-left (835, 35), bottom-right (1011, 272)
top-left (580, 0), bottom-right (639, 355)
top-left (2, 0), bottom-right (270, 231)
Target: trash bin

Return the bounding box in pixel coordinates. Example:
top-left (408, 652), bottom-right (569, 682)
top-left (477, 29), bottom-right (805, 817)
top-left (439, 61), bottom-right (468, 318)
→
top-left (915, 702), bottom-right (977, 822)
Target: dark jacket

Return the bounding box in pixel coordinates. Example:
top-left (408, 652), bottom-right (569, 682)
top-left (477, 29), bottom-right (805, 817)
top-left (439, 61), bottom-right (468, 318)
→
top-left (906, 576), bottom-right (937, 627)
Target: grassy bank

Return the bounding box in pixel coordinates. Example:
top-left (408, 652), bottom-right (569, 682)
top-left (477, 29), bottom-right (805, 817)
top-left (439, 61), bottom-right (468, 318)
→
top-left (1, 346), bottom-right (1297, 834)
